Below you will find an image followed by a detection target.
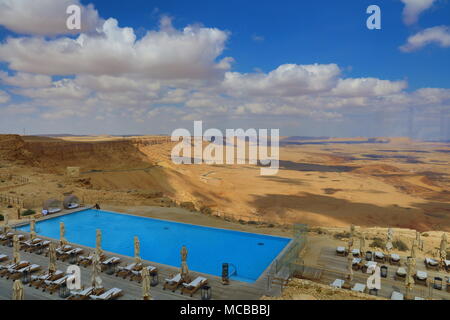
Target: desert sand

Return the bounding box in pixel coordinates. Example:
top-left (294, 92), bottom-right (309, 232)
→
top-left (1, 134), bottom-right (450, 232)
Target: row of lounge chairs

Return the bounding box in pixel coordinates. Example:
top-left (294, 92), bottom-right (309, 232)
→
top-left (163, 273), bottom-right (208, 297)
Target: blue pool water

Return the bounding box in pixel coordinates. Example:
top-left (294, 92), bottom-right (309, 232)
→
top-left (16, 209), bottom-right (291, 283)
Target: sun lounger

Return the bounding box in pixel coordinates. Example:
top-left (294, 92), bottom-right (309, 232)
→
top-left (352, 258), bottom-right (363, 270)
top-left (89, 288), bottom-right (123, 300)
top-left (374, 251), bottom-right (385, 262)
top-left (395, 267), bottom-right (407, 281)
top-left (0, 233), bottom-right (24, 245)
top-left (78, 253), bottom-right (106, 267)
top-left (20, 238), bottom-right (43, 251)
top-left (351, 283), bottom-right (366, 293)
top-left (415, 271), bottom-right (428, 286)
top-left (130, 265), bottom-right (158, 283)
top-left (389, 254), bottom-right (401, 265)
top-left (8, 264), bottom-right (41, 280)
top-left (115, 262), bottom-right (142, 279)
top-left (43, 275), bottom-right (69, 294)
top-left (330, 279), bottom-right (345, 289)
top-left (28, 240), bottom-right (50, 254)
top-left (391, 291), bottom-right (404, 300)
top-left (59, 248), bottom-right (84, 262)
top-left (0, 261), bottom-right (30, 277)
top-left (67, 287), bottom-right (96, 300)
top-left (0, 254), bottom-right (7, 262)
top-left (351, 248), bottom-right (361, 257)
top-left (163, 273), bottom-right (185, 292)
top-left (48, 208), bottom-right (61, 214)
top-left (30, 270), bottom-right (64, 289)
top-left (362, 261), bottom-right (377, 273)
top-left (67, 203), bottom-right (79, 209)
top-left (424, 258), bottom-right (439, 270)
top-left (181, 276), bottom-right (208, 297)
top-left (101, 257), bottom-right (121, 272)
top-left (336, 246), bottom-right (347, 257)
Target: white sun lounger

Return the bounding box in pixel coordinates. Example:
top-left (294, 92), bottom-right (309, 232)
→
top-left (352, 249), bottom-right (361, 256)
top-left (330, 279), bottom-right (345, 288)
top-left (415, 297), bottom-right (425, 300)
top-left (352, 283), bottom-right (366, 293)
top-left (89, 288), bottom-right (123, 300)
top-left (391, 291), bottom-right (404, 300)
top-left (131, 265), bottom-right (156, 276)
top-left (31, 270), bottom-right (63, 281)
top-left (67, 203), bottom-right (79, 209)
top-left (336, 246), bottom-right (346, 253)
top-left (0, 254), bottom-right (7, 261)
top-left (425, 258), bottom-right (438, 266)
top-left (165, 273), bottom-right (181, 284)
top-left (352, 258), bottom-right (362, 265)
top-left (69, 286), bottom-right (94, 298)
top-left (390, 254), bottom-right (400, 261)
top-left (182, 276), bottom-right (207, 288)
top-left (416, 271), bottom-right (427, 280)
top-left (102, 257), bottom-right (121, 265)
top-left (117, 263), bottom-right (137, 271)
top-left (44, 275), bottom-right (68, 287)
top-left (374, 252), bottom-right (384, 259)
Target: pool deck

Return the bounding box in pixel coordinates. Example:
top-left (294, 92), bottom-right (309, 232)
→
top-left (3, 207), bottom-right (277, 300)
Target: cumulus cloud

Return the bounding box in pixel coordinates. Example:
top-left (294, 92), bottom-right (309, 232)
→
top-left (400, 0), bottom-right (436, 25)
top-left (223, 64), bottom-right (341, 97)
top-left (0, 18), bottom-right (231, 80)
top-left (331, 78), bottom-right (408, 97)
top-left (0, 0), bottom-right (102, 36)
top-left (400, 25), bottom-right (450, 52)
top-left (0, 71), bottom-right (52, 88)
top-left (0, 90), bottom-right (10, 104)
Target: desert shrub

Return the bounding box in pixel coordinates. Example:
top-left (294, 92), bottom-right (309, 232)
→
top-left (334, 231), bottom-right (351, 240)
top-left (422, 233), bottom-right (429, 237)
top-left (22, 209), bottom-right (36, 216)
top-left (392, 239), bottom-right (409, 251)
top-left (0, 214), bottom-right (3, 221)
top-left (370, 237), bottom-right (385, 249)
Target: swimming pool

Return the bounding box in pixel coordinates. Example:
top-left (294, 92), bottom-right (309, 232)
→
top-left (16, 209), bottom-right (291, 283)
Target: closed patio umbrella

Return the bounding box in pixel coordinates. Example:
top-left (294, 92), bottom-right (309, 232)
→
top-left (142, 267), bottom-right (151, 300)
top-left (30, 218), bottom-right (36, 241)
top-left (48, 242), bottom-right (57, 273)
top-left (3, 212), bottom-right (10, 234)
top-left (386, 228), bottom-right (394, 254)
top-left (96, 229), bottom-right (102, 257)
top-left (60, 222), bottom-right (67, 246)
top-left (91, 253), bottom-right (103, 292)
top-left (12, 280), bottom-right (24, 300)
top-left (181, 261), bottom-right (189, 282)
top-left (181, 246), bottom-right (188, 262)
top-left (134, 236), bottom-right (141, 264)
top-left (13, 235), bottom-right (20, 264)
top-left (440, 233), bottom-right (448, 268)
top-left (405, 257), bottom-right (415, 299)
top-left (360, 235), bottom-right (366, 254)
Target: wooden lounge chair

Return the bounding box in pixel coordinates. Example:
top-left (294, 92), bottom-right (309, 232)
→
top-left (59, 248), bottom-right (84, 262)
top-left (374, 251), bottom-right (386, 263)
top-left (43, 275), bottom-right (69, 294)
top-left (352, 258), bottom-right (363, 271)
top-left (163, 273), bottom-right (185, 292)
top-left (20, 238), bottom-right (43, 251)
top-left (414, 271), bottom-right (428, 287)
top-left (0, 233), bottom-right (24, 245)
top-left (351, 283), bottom-right (366, 293)
top-left (28, 240), bottom-right (51, 254)
top-left (424, 258), bottom-right (439, 271)
top-left (181, 276), bottom-right (208, 297)
top-left (351, 248), bottom-right (361, 257)
top-left (391, 291), bottom-right (404, 300)
top-left (55, 245), bottom-right (73, 259)
top-left (77, 253), bottom-right (106, 267)
top-left (115, 262), bottom-right (142, 279)
top-left (89, 288), bottom-right (123, 300)
top-left (8, 264), bottom-right (41, 280)
top-left (30, 270), bottom-right (64, 289)
top-left (0, 261), bottom-right (30, 277)
top-left (67, 287), bottom-right (96, 300)
top-left (394, 267), bottom-right (406, 281)
top-left (389, 254), bottom-right (401, 266)
top-left (130, 265), bottom-right (158, 283)
top-left (101, 257), bottom-right (121, 272)
top-left (336, 246), bottom-right (347, 257)
top-left (0, 254), bottom-right (8, 262)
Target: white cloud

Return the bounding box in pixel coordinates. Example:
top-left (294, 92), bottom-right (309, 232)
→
top-left (0, 17), bottom-right (231, 80)
top-left (14, 78), bottom-right (90, 100)
top-left (223, 64), bottom-right (341, 97)
top-left (400, 0), bottom-right (436, 25)
top-left (0, 71), bottom-right (52, 88)
top-left (0, 0), bottom-right (102, 36)
top-left (331, 78), bottom-right (408, 97)
top-left (400, 26), bottom-right (450, 52)
top-left (0, 90), bottom-right (10, 104)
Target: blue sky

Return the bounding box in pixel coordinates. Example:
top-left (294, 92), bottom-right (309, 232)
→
top-left (0, 0), bottom-right (449, 138)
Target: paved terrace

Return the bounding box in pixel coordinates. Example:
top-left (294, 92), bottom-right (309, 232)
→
top-left (313, 247), bottom-right (450, 300)
top-left (0, 207), bottom-right (276, 300)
